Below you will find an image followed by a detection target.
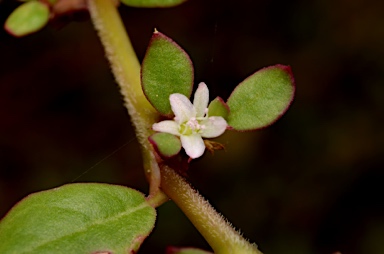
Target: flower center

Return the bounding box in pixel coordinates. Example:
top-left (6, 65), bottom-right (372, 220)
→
top-left (179, 117), bottom-right (206, 135)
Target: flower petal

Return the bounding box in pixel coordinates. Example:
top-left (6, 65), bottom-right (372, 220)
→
top-left (180, 134), bottom-right (205, 159)
top-left (193, 82), bottom-right (209, 117)
top-left (152, 120), bottom-right (180, 136)
top-left (200, 116), bottom-right (228, 138)
top-left (170, 93), bottom-right (196, 123)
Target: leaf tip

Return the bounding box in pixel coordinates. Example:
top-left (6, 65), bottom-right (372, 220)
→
top-left (274, 64), bottom-right (296, 111)
top-left (141, 31), bottom-right (194, 115)
top-left (275, 64), bottom-right (296, 88)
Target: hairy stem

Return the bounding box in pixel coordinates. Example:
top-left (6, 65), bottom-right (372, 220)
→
top-left (87, 0), bottom-right (163, 197)
top-left (160, 165), bottom-right (263, 254)
top-left (88, 1), bottom-right (263, 252)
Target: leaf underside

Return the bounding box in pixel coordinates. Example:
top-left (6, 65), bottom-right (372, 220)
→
top-left (0, 183), bottom-right (156, 254)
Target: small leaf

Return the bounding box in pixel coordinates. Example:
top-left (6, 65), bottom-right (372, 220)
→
top-left (4, 1), bottom-right (50, 37)
top-left (208, 96), bottom-right (230, 119)
top-left (142, 31), bottom-right (194, 116)
top-left (0, 183), bottom-right (156, 254)
top-left (121, 0), bottom-right (187, 8)
top-left (227, 64), bottom-right (295, 131)
top-left (166, 246), bottom-right (213, 254)
top-left (149, 132), bottom-right (182, 158)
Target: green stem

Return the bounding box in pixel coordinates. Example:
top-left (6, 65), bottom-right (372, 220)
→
top-left (88, 1), bottom-right (263, 252)
top-left (87, 0), bottom-right (163, 197)
top-left (160, 165), bottom-right (263, 254)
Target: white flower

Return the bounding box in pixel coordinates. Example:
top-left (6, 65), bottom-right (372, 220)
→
top-left (152, 82), bottom-right (228, 159)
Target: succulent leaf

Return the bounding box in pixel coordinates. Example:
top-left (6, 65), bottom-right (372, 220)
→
top-left (149, 132), bottom-right (182, 158)
top-left (227, 64), bottom-right (295, 131)
top-left (142, 31), bottom-right (194, 116)
top-left (208, 96), bottom-right (230, 119)
top-left (4, 1), bottom-right (50, 37)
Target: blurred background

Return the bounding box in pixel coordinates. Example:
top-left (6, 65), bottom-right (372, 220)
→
top-left (1, 0), bottom-right (384, 253)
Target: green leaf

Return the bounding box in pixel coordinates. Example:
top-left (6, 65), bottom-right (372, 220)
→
top-left (208, 96), bottom-right (230, 119)
top-left (227, 65), bottom-right (295, 131)
top-left (149, 132), bottom-right (181, 158)
top-left (121, 0), bottom-right (187, 8)
top-left (142, 31), bottom-right (194, 116)
top-left (4, 1), bottom-right (50, 37)
top-left (0, 183), bottom-right (156, 254)
top-left (166, 246), bottom-right (213, 254)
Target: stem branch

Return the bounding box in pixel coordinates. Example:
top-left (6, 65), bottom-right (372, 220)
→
top-left (88, 1), bottom-right (263, 252)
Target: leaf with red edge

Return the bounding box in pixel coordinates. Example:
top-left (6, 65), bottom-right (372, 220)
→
top-left (149, 132), bottom-right (182, 158)
top-left (208, 96), bottom-right (230, 119)
top-left (227, 64), bottom-right (295, 131)
top-left (4, 1), bottom-right (50, 37)
top-left (142, 31), bottom-right (194, 116)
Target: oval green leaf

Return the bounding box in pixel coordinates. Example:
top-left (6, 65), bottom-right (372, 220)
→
top-left (142, 31), bottom-right (194, 116)
top-left (4, 1), bottom-right (50, 37)
top-left (208, 96), bottom-right (230, 119)
top-left (227, 65), bottom-right (295, 131)
top-left (121, 0), bottom-right (187, 8)
top-left (0, 183), bottom-right (156, 254)
top-left (149, 132), bottom-right (181, 158)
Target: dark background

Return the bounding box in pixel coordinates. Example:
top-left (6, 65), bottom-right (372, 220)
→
top-left (1, 0), bottom-right (384, 253)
